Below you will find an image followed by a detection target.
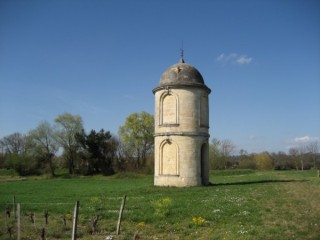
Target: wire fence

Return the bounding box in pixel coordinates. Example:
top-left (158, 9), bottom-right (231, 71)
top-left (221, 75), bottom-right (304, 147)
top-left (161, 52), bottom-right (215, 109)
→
top-left (1, 195), bottom-right (128, 240)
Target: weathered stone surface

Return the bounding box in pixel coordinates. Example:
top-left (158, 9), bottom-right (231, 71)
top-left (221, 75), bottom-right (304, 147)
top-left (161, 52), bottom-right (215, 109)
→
top-left (153, 60), bottom-right (211, 187)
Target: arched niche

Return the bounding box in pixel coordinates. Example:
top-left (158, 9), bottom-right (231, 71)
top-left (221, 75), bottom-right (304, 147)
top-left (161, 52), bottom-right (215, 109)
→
top-left (159, 90), bottom-right (179, 126)
top-left (159, 139), bottom-right (179, 175)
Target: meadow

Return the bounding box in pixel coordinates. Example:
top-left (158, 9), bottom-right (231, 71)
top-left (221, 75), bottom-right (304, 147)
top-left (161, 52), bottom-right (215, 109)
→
top-left (0, 169), bottom-right (319, 240)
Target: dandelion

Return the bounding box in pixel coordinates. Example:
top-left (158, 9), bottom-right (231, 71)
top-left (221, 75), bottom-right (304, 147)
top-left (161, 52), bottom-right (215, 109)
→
top-left (192, 216), bottom-right (206, 226)
top-left (136, 222), bottom-right (146, 228)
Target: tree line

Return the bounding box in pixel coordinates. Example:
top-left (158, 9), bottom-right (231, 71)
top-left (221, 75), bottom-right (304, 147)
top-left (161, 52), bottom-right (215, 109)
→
top-left (210, 138), bottom-right (320, 171)
top-left (1, 112), bottom-right (319, 176)
top-left (0, 112), bottom-right (154, 176)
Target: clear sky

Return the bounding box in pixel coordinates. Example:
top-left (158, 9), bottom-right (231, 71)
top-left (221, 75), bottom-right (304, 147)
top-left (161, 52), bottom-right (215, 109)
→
top-left (0, 0), bottom-right (319, 154)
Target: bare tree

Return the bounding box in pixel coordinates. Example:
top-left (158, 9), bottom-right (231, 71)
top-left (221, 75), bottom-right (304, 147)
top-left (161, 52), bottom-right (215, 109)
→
top-left (298, 145), bottom-right (307, 171)
top-left (0, 132), bottom-right (27, 154)
top-left (220, 139), bottom-right (236, 169)
top-left (289, 147), bottom-right (299, 170)
top-left (307, 141), bottom-right (319, 169)
top-left (209, 138), bottom-right (235, 169)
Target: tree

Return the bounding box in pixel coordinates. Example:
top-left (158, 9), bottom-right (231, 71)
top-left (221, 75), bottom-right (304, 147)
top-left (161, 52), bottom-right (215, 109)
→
top-left (254, 152), bottom-right (273, 170)
top-left (76, 129), bottom-right (117, 175)
top-left (209, 138), bottom-right (223, 169)
top-left (272, 151), bottom-right (293, 170)
top-left (28, 121), bottom-right (59, 176)
top-left (307, 141), bottom-right (319, 169)
top-left (220, 139), bottom-right (236, 169)
top-left (209, 138), bottom-right (236, 169)
top-left (238, 149), bottom-right (256, 169)
top-left (113, 136), bottom-right (129, 171)
top-left (118, 112), bottom-right (154, 169)
top-left (0, 132), bottom-right (27, 154)
top-left (0, 132), bottom-right (40, 175)
top-left (289, 147), bottom-right (299, 170)
top-left (298, 145), bottom-right (307, 171)
top-left (5, 152), bottom-right (40, 176)
top-left (55, 113), bottom-right (83, 174)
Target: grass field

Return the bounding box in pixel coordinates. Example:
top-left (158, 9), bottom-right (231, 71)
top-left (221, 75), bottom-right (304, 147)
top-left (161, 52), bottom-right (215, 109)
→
top-left (0, 170), bottom-right (319, 239)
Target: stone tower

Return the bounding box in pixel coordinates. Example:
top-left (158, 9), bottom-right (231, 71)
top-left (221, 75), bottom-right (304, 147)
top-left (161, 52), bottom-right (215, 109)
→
top-left (153, 57), bottom-right (211, 187)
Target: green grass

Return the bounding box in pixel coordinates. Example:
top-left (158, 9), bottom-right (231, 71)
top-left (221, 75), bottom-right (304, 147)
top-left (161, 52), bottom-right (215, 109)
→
top-left (0, 170), bottom-right (319, 239)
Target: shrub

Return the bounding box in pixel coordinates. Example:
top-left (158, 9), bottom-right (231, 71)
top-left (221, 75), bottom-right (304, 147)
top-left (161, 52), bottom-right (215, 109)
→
top-left (239, 158), bottom-right (256, 169)
top-left (254, 152), bottom-right (274, 170)
top-left (152, 197), bottom-right (173, 218)
top-left (5, 154), bottom-right (41, 176)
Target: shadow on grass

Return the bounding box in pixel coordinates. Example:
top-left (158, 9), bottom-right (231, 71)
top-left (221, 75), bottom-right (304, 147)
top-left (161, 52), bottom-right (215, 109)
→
top-left (209, 179), bottom-right (308, 186)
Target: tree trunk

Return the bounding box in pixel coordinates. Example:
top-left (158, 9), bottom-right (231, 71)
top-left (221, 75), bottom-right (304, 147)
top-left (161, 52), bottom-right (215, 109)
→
top-left (48, 155), bottom-right (56, 177)
top-left (301, 159), bottom-right (304, 171)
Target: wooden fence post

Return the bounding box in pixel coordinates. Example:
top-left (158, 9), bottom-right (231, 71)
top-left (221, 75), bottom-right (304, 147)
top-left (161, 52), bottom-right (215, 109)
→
top-left (13, 196), bottom-right (16, 219)
top-left (17, 203), bottom-right (20, 240)
top-left (41, 227), bottom-right (46, 240)
top-left (71, 201), bottom-right (80, 240)
top-left (116, 195), bottom-right (127, 235)
top-left (44, 210), bottom-right (49, 225)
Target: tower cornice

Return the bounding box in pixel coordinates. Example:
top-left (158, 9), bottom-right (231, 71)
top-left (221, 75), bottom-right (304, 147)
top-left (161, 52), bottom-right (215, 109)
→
top-left (152, 84), bottom-right (211, 94)
top-left (154, 131), bottom-right (210, 138)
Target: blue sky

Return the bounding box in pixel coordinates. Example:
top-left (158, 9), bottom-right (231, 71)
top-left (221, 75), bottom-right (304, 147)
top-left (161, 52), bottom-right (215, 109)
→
top-left (0, 0), bottom-right (319, 154)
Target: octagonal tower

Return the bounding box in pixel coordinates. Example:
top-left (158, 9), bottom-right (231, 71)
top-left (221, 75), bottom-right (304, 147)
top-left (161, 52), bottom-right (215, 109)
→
top-left (153, 57), bottom-right (211, 187)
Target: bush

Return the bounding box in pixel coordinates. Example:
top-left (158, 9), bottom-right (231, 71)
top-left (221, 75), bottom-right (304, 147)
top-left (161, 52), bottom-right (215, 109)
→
top-left (254, 152), bottom-right (274, 170)
top-left (5, 154), bottom-right (41, 176)
top-left (152, 197), bottom-right (173, 218)
top-left (239, 158), bottom-right (256, 169)
top-left (0, 168), bottom-right (17, 176)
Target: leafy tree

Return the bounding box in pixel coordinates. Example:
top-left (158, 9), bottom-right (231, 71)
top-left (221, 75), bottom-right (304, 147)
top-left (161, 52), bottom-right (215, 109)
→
top-left (0, 132), bottom-right (39, 175)
top-left (55, 113), bottom-right (83, 174)
top-left (28, 121), bottom-right (59, 176)
top-left (239, 156), bottom-right (256, 169)
top-left (209, 138), bottom-right (223, 169)
top-left (237, 149), bottom-right (254, 169)
top-left (254, 152), bottom-right (274, 170)
top-left (5, 153), bottom-right (40, 176)
top-left (118, 112), bottom-right (154, 169)
top-left (76, 129), bottom-right (117, 175)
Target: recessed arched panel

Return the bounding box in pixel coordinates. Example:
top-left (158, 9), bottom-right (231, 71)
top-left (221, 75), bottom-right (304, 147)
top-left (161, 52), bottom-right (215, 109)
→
top-left (160, 91), bottom-right (179, 125)
top-left (200, 95), bottom-right (209, 127)
top-left (159, 140), bottom-right (179, 175)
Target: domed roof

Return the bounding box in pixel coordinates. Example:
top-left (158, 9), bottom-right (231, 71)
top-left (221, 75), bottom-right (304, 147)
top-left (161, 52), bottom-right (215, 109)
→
top-left (159, 61), bottom-right (204, 86)
top-left (153, 58), bottom-right (211, 93)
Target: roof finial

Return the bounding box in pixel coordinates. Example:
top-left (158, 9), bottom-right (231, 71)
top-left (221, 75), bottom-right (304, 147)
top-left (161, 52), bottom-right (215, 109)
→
top-left (180, 40), bottom-right (185, 63)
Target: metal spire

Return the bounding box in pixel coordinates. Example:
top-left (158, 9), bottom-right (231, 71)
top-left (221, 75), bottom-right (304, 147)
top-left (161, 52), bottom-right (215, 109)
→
top-left (180, 41), bottom-right (185, 63)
